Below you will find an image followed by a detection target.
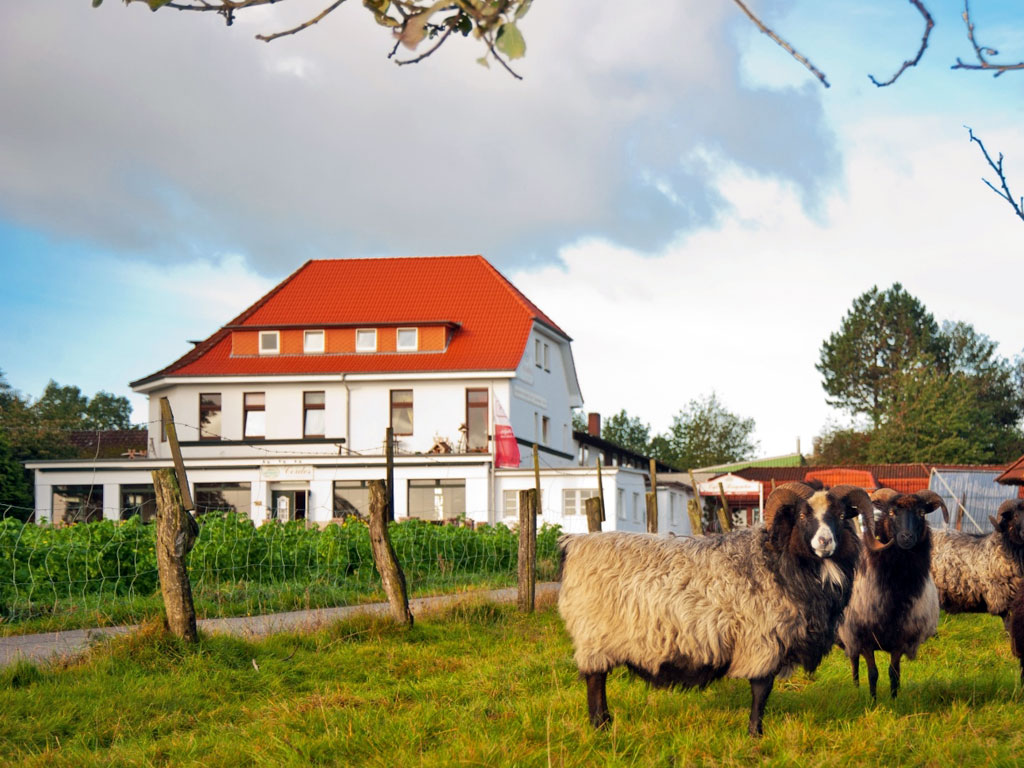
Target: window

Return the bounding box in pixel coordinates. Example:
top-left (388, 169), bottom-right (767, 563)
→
top-left (534, 411), bottom-right (540, 442)
top-left (396, 328), bottom-right (418, 351)
top-left (563, 488), bottom-right (598, 515)
top-left (633, 492), bottom-right (641, 522)
top-left (356, 328), bottom-right (377, 352)
top-left (259, 330), bottom-right (280, 355)
top-left (502, 490), bottom-right (519, 517)
top-left (542, 416), bottom-right (550, 444)
top-left (543, 343), bottom-right (550, 371)
top-left (333, 481), bottom-right (370, 519)
top-left (408, 479), bottom-right (465, 521)
top-left (390, 389), bottom-right (413, 436)
top-left (121, 484), bottom-right (157, 523)
top-left (199, 393), bottom-right (222, 441)
top-left (244, 392), bottom-right (266, 439)
top-left (617, 489), bottom-right (626, 520)
top-left (194, 482), bottom-right (251, 516)
top-left (669, 494), bottom-right (678, 526)
top-left (466, 389), bottom-right (488, 452)
top-left (304, 391), bottom-right (325, 437)
top-left (535, 339), bottom-right (542, 368)
top-left (52, 485), bottom-right (103, 525)
top-left (304, 330), bottom-right (325, 353)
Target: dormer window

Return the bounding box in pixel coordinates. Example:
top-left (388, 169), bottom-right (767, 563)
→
top-left (304, 330), bottom-right (325, 353)
top-left (259, 331), bottom-right (280, 355)
top-left (356, 329), bottom-right (377, 352)
top-left (396, 328), bottom-right (418, 351)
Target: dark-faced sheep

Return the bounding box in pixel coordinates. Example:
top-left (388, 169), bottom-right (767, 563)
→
top-left (931, 498), bottom-right (1024, 678)
top-left (557, 484), bottom-right (884, 737)
top-left (837, 488), bottom-right (946, 699)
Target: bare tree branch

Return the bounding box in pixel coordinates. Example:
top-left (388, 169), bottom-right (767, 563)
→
top-left (730, 0), bottom-right (830, 88)
top-left (255, 0), bottom-right (346, 42)
top-left (966, 126), bottom-right (1024, 223)
top-left (869, 0), bottom-right (934, 87)
top-left (953, 0), bottom-right (1024, 77)
top-left (393, 25), bottom-right (454, 65)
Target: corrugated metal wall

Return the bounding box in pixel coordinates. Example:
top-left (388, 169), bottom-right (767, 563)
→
top-left (927, 469), bottom-right (1019, 534)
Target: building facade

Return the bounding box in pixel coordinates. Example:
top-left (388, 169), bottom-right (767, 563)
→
top-left (27, 256), bottom-right (689, 533)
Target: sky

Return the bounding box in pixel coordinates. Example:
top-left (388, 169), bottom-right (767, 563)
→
top-left (1, 0), bottom-right (1022, 458)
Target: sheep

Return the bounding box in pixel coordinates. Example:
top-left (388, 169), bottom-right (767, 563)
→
top-left (557, 483), bottom-right (885, 737)
top-left (837, 488), bottom-right (947, 699)
top-left (1010, 584), bottom-right (1024, 683)
top-left (930, 498), bottom-right (1024, 677)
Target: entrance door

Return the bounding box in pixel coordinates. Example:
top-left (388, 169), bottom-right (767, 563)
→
top-left (271, 490), bottom-right (308, 522)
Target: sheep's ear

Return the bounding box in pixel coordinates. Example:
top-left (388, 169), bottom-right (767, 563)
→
top-left (990, 515), bottom-right (1000, 530)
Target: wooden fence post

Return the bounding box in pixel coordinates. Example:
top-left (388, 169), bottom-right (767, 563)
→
top-left (717, 482), bottom-right (734, 532)
top-left (687, 470), bottom-right (705, 536)
top-left (585, 496), bottom-right (603, 533)
top-left (646, 459), bottom-right (659, 534)
top-left (596, 457), bottom-right (606, 522)
top-left (518, 488), bottom-right (537, 613)
top-left (152, 468), bottom-right (198, 642)
top-left (368, 480), bottom-right (413, 627)
top-left (152, 397), bottom-right (199, 642)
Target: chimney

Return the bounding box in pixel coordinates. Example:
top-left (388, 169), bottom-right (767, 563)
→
top-left (588, 412), bottom-right (601, 437)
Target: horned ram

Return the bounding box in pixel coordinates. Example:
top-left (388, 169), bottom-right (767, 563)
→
top-left (837, 488), bottom-right (946, 699)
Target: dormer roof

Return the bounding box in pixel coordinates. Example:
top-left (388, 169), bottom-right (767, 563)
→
top-left (131, 255), bottom-right (571, 387)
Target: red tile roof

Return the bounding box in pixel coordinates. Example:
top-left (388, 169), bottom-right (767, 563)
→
top-left (132, 256), bottom-right (570, 385)
top-left (996, 453), bottom-right (1024, 485)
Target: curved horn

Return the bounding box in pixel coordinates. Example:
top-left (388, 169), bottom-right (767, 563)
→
top-left (776, 482), bottom-right (815, 500)
top-left (913, 489), bottom-right (950, 524)
top-left (997, 499), bottom-right (1023, 520)
top-left (764, 487), bottom-right (805, 525)
top-left (870, 487), bottom-right (900, 505)
top-left (831, 485), bottom-right (891, 551)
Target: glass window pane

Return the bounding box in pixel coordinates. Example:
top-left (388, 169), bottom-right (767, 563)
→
top-left (304, 330), bottom-right (325, 353)
top-left (304, 391), bottom-right (325, 406)
top-left (120, 484), bottom-right (157, 522)
top-left (194, 483), bottom-right (251, 516)
top-left (356, 329), bottom-right (376, 351)
top-left (199, 393), bottom-right (221, 440)
top-left (397, 328), bottom-right (418, 350)
top-left (305, 408), bottom-right (326, 437)
top-left (260, 331), bottom-right (279, 352)
top-left (245, 410), bottom-right (266, 437)
top-left (52, 485), bottom-right (103, 525)
top-left (245, 392), bottom-right (265, 407)
top-left (333, 481), bottom-right (369, 518)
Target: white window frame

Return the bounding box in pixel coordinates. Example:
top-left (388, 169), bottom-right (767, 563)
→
top-left (303, 329), bottom-right (325, 353)
top-left (535, 339), bottom-right (542, 368)
top-left (503, 490), bottom-right (519, 517)
top-left (396, 327), bottom-right (418, 351)
top-left (563, 488), bottom-right (599, 515)
top-left (259, 330), bottom-right (280, 355)
top-left (356, 328), bottom-right (377, 352)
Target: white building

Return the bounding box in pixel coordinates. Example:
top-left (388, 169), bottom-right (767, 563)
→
top-left (28, 255), bottom-right (690, 533)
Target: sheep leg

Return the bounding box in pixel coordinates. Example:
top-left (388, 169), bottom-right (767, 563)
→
top-left (864, 651), bottom-right (879, 701)
top-left (748, 675), bottom-right (774, 738)
top-left (585, 671), bottom-right (611, 729)
top-left (850, 655), bottom-right (859, 686)
top-left (888, 653), bottom-right (901, 699)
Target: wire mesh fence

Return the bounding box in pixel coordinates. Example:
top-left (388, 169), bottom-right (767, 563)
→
top-left (0, 510), bottom-right (562, 636)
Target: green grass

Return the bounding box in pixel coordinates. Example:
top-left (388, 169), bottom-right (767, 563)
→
top-left (1, 603), bottom-right (1022, 767)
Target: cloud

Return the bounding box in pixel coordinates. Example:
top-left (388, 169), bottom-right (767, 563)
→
top-left (0, 0), bottom-right (837, 271)
top-left (509, 115), bottom-right (1024, 456)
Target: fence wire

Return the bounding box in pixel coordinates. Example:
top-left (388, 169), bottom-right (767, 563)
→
top-left (0, 512), bottom-right (561, 636)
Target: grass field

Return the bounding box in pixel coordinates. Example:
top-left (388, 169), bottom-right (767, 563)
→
top-left (2, 595), bottom-right (1023, 767)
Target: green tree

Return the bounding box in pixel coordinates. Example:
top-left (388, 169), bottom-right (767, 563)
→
top-left (817, 283), bottom-right (944, 426)
top-left (33, 381), bottom-right (89, 431)
top-left (810, 423), bottom-right (872, 466)
top-left (601, 410), bottom-right (651, 455)
top-left (658, 393), bottom-right (757, 470)
top-left (571, 410), bottom-right (587, 434)
top-left (84, 391), bottom-right (134, 430)
top-left (0, 426), bottom-right (33, 517)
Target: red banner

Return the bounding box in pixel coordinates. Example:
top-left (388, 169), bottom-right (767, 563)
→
top-left (493, 398), bottom-right (520, 468)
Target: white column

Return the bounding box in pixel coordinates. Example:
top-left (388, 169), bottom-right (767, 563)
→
top-left (103, 483), bottom-right (120, 521)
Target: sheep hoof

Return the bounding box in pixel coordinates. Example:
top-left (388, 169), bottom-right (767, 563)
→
top-left (590, 712), bottom-right (611, 730)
